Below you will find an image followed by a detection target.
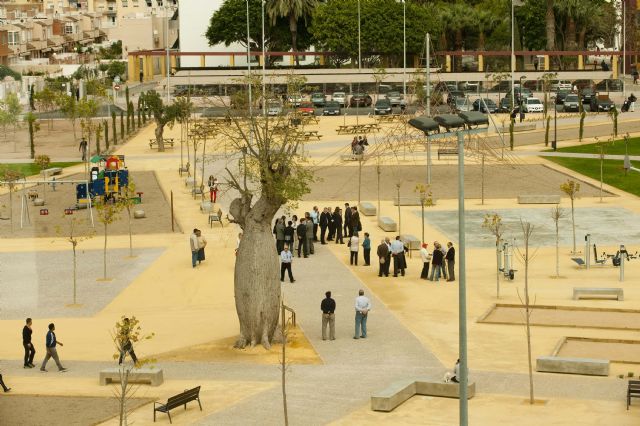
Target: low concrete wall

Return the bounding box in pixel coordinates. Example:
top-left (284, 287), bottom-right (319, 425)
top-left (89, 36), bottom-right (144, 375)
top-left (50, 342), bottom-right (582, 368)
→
top-left (536, 356), bottom-right (609, 376)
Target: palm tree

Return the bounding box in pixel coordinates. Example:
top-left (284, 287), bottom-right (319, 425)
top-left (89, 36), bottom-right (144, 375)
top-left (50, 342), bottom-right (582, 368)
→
top-left (266, 0), bottom-right (318, 65)
top-left (546, 0), bottom-right (556, 51)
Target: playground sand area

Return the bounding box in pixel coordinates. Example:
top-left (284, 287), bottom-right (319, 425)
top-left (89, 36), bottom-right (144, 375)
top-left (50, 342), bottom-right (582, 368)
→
top-left (304, 164), bottom-right (610, 201)
top-left (556, 337), bottom-right (640, 364)
top-left (0, 170), bottom-right (176, 238)
top-left (0, 394), bottom-right (152, 426)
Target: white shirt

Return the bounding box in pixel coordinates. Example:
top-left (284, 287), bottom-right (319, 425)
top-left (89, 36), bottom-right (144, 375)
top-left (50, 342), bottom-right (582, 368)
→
top-left (390, 240), bottom-right (404, 254)
top-left (355, 295), bottom-right (371, 312)
top-left (350, 236), bottom-right (359, 252)
top-left (280, 250), bottom-right (293, 263)
top-left (420, 247), bottom-right (431, 262)
top-left (310, 210), bottom-right (319, 225)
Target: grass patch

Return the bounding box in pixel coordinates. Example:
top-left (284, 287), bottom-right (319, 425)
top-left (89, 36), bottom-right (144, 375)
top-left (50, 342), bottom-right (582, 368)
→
top-left (545, 156), bottom-right (640, 197)
top-left (548, 137), bottom-right (640, 155)
top-left (0, 162), bottom-right (80, 177)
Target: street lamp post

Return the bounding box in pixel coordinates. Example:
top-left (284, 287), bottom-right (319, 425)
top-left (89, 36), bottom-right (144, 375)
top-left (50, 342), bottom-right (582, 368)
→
top-left (358, 0), bottom-right (361, 71)
top-left (165, 2), bottom-right (170, 104)
top-left (402, 0), bottom-right (406, 97)
top-left (245, 0), bottom-right (253, 120)
top-left (510, 0), bottom-right (515, 108)
top-left (262, 0), bottom-right (266, 116)
top-left (519, 75), bottom-right (527, 122)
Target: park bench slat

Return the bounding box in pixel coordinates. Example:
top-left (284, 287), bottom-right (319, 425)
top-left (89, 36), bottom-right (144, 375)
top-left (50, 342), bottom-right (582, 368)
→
top-left (154, 386), bottom-right (202, 423)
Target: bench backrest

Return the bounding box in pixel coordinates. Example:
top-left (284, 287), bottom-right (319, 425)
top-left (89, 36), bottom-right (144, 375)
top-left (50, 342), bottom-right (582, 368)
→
top-left (165, 386), bottom-right (201, 410)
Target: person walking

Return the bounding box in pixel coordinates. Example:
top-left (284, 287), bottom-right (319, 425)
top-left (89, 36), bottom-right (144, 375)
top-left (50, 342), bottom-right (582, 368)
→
top-left (79, 138), bottom-right (88, 161)
top-left (305, 213), bottom-right (315, 255)
top-left (333, 207), bottom-right (343, 244)
top-left (190, 229), bottom-right (199, 268)
top-left (377, 239), bottom-right (389, 277)
top-left (23, 318), bottom-right (36, 368)
top-left (280, 245), bottom-right (295, 283)
top-left (40, 323), bottom-right (67, 372)
top-left (354, 289), bottom-right (371, 339)
top-left (391, 236), bottom-right (406, 277)
top-left (419, 243), bottom-right (431, 280)
top-left (429, 242), bottom-right (444, 281)
top-left (320, 291), bottom-right (336, 340)
top-left (445, 242), bottom-right (456, 282)
top-left (319, 208), bottom-right (330, 244)
top-left (344, 203), bottom-right (352, 238)
top-left (311, 206), bottom-right (320, 241)
top-left (274, 217), bottom-right (286, 254)
top-left (196, 229), bottom-right (207, 265)
top-left (296, 218), bottom-right (308, 258)
top-left (349, 232), bottom-right (360, 265)
top-left (118, 318), bottom-right (139, 365)
top-left (362, 232), bottom-right (371, 266)
top-left (0, 372), bottom-right (10, 392)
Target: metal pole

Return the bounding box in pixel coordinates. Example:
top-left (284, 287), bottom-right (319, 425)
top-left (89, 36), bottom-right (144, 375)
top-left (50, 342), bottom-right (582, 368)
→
top-left (585, 234), bottom-right (590, 269)
top-left (246, 0), bottom-right (253, 121)
top-left (165, 2), bottom-right (170, 104)
top-left (620, 244), bottom-right (625, 282)
top-left (457, 131), bottom-right (468, 426)
top-left (510, 0), bottom-right (515, 108)
top-left (426, 135), bottom-right (432, 184)
top-left (623, 0), bottom-right (626, 99)
top-left (262, 0), bottom-right (266, 116)
top-left (171, 190), bottom-right (174, 232)
top-left (402, 0), bottom-right (406, 97)
top-left (358, 0), bottom-right (361, 71)
top-left (426, 33), bottom-right (431, 116)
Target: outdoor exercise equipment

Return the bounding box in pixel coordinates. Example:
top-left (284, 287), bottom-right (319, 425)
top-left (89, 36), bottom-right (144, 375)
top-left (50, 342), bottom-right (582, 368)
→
top-left (497, 240), bottom-right (516, 280)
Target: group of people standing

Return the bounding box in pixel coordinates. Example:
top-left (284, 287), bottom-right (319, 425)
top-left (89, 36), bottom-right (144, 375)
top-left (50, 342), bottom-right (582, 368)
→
top-left (420, 241), bottom-right (456, 282)
top-left (375, 236), bottom-right (410, 277)
top-left (320, 289), bottom-right (372, 341)
top-left (351, 136), bottom-right (369, 155)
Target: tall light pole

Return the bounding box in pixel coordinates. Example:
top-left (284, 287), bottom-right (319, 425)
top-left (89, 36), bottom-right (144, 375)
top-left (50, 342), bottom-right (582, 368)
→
top-left (357, 0), bottom-right (361, 71)
top-left (165, 2), bottom-right (170, 104)
top-left (402, 0), bottom-right (406, 97)
top-left (510, 0), bottom-right (515, 108)
top-left (262, 0), bottom-right (266, 115)
top-left (246, 0), bottom-right (253, 120)
top-left (622, 0), bottom-right (626, 99)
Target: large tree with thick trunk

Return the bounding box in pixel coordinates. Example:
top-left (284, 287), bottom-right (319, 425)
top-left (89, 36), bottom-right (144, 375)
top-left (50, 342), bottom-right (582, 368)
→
top-left (218, 93), bottom-right (311, 349)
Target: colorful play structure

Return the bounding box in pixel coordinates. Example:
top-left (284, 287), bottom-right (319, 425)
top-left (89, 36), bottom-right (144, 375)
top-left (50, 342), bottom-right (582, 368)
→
top-left (76, 155), bottom-right (130, 206)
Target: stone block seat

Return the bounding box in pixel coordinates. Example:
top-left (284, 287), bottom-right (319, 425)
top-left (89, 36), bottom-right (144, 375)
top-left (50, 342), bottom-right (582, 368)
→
top-left (517, 195), bottom-right (561, 204)
top-left (401, 234), bottom-right (421, 250)
top-left (536, 356), bottom-right (609, 376)
top-left (371, 379), bottom-right (476, 412)
top-left (359, 202), bottom-right (376, 216)
top-left (99, 367), bottom-right (164, 386)
top-left (378, 216), bottom-right (397, 232)
top-left (573, 287), bottom-right (623, 301)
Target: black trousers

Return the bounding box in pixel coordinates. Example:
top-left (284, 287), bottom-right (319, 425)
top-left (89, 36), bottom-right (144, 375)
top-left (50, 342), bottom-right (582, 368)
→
top-left (350, 251), bottom-right (358, 265)
top-left (313, 224), bottom-right (318, 241)
top-left (328, 224), bottom-right (335, 240)
top-left (393, 254), bottom-right (405, 276)
top-left (385, 254), bottom-right (392, 275)
top-left (0, 373), bottom-right (8, 391)
top-left (281, 262), bottom-right (294, 282)
top-left (364, 249), bottom-right (370, 265)
top-left (23, 343), bottom-right (35, 366)
top-left (320, 225), bottom-right (327, 243)
top-left (118, 342), bottom-right (138, 364)
top-left (276, 239), bottom-right (285, 254)
top-left (335, 228), bottom-right (343, 244)
top-left (378, 258), bottom-right (388, 276)
top-left (297, 238), bottom-right (308, 257)
top-left (421, 262), bottom-right (430, 279)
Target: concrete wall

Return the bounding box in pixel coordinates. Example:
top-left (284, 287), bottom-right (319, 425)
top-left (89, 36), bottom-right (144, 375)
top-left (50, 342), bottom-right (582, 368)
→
top-left (107, 17), bottom-right (155, 57)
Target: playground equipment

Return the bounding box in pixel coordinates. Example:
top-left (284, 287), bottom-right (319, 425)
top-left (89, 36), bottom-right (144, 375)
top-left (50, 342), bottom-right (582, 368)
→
top-left (498, 240), bottom-right (516, 280)
top-left (76, 155), bottom-right (129, 206)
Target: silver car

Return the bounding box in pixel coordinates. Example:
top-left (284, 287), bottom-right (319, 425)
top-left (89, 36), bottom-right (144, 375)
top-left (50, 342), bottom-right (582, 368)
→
top-left (385, 91), bottom-right (403, 106)
top-left (267, 101), bottom-right (283, 116)
top-left (332, 92), bottom-right (346, 107)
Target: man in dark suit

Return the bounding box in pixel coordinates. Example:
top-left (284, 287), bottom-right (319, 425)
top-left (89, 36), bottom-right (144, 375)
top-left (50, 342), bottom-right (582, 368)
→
top-left (377, 239), bottom-right (390, 277)
top-left (297, 219), bottom-right (308, 258)
top-left (319, 207), bottom-right (330, 244)
top-left (327, 206), bottom-right (335, 241)
top-left (344, 203), bottom-right (352, 238)
top-left (23, 318), bottom-right (35, 368)
top-left (445, 242), bottom-right (456, 281)
top-left (350, 206), bottom-right (361, 236)
top-left (333, 207), bottom-right (343, 244)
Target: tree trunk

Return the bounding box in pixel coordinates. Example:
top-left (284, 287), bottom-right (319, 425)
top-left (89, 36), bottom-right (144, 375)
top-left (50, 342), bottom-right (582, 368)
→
top-left (523, 229), bottom-right (534, 404)
top-left (290, 15), bottom-right (298, 66)
top-left (29, 119), bottom-right (35, 159)
top-left (545, 0), bottom-right (556, 51)
top-left (232, 195), bottom-right (282, 349)
top-left (555, 222), bottom-right (560, 277)
top-left (479, 31), bottom-right (485, 51)
top-left (73, 244), bottom-right (77, 304)
top-left (154, 120), bottom-right (165, 152)
top-left (566, 16), bottom-right (577, 50)
top-left (495, 245), bottom-right (500, 298)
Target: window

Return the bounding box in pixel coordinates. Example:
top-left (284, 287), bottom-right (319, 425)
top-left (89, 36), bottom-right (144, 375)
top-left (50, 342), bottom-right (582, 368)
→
top-left (64, 23), bottom-right (74, 34)
top-left (8, 31), bottom-right (19, 45)
top-left (122, 0), bottom-right (128, 6)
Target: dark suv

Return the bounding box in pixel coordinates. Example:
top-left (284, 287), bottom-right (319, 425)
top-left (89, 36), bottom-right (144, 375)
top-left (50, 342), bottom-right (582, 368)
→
top-left (349, 93), bottom-right (372, 107)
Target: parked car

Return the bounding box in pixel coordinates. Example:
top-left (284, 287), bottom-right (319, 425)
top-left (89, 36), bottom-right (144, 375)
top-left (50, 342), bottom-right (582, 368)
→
top-left (497, 97), bottom-right (513, 113)
top-left (267, 100), bottom-right (283, 116)
top-left (310, 92), bottom-right (326, 107)
top-left (332, 92), bottom-right (347, 107)
top-left (472, 98), bottom-right (497, 113)
top-left (373, 99), bottom-right (392, 115)
top-left (551, 80), bottom-right (572, 91)
top-left (563, 94), bottom-right (581, 112)
top-left (580, 88), bottom-right (595, 105)
top-left (591, 94), bottom-right (615, 112)
top-left (555, 90), bottom-right (570, 105)
top-left (297, 102), bottom-right (315, 115)
top-left (322, 101), bottom-right (341, 116)
top-left (385, 91), bottom-right (403, 106)
top-left (349, 92), bottom-right (372, 107)
top-left (446, 91), bottom-right (466, 107)
top-left (287, 94), bottom-right (302, 107)
top-left (454, 97), bottom-right (471, 112)
top-left (523, 97), bottom-right (544, 113)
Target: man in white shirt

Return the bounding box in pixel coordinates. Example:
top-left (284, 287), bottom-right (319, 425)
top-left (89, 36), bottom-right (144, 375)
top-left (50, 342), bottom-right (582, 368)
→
top-left (354, 289), bottom-right (371, 339)
top-left (280, 245), bottom-right (295, 283)
top-left (190, 229), bottom-right (199, 268)
top-left (390, 236), bottom-right (406, 277)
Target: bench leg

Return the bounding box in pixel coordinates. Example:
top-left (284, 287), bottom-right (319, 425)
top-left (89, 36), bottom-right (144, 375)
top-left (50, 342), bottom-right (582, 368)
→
top-left (154, 409), bottom-right (156, 422)
top-left (198, 397), bottom-right (203, 411)
top-left (167, 411), bottom-right (172, 424)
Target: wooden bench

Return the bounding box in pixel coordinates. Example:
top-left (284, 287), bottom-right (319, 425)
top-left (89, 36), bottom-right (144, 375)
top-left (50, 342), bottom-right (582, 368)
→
top-left (535, 356), bottom-right (609, 376)
top-left (517, 195), bottom-right (561, 204)
top-left (99, 367), bottom-right (164, 386)
top-left (378, 216), bottom-right (397, 232)
top-left (437, 148), bottom-right (459, 160)
top-left (149, 138), bottom-right (175, 149)
top-left (359, 202), bottom-right (376, 216)
top-left (371, 379), bottom-right (475, 412)
top-left (154, 386), bottom-right (202, 423)
top-left (628, 380), bottom-right (640, 410)
top-left (303, 131), bottom-right (322, 140)
top-left (208, 208), bottom-right (224, 228)
top-left (401, 234), bottom-right (421, 250)
top-left (573, 287), bottom-right (623, 301)
top-left (42, 167), bottom-right (62, 176)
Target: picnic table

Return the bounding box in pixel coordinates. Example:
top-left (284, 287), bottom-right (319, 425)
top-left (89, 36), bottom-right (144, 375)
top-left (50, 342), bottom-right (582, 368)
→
top-left (336, 123), bottom-right (380, 135)
top-left (303, 130), bottom-right (322, 140)
top-left (149, 138), bottom-right (175, 148)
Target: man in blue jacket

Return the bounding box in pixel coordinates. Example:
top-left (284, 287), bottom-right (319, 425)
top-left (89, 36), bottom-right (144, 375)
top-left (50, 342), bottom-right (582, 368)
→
top-left (40, 323), bottom-right (67, 372)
